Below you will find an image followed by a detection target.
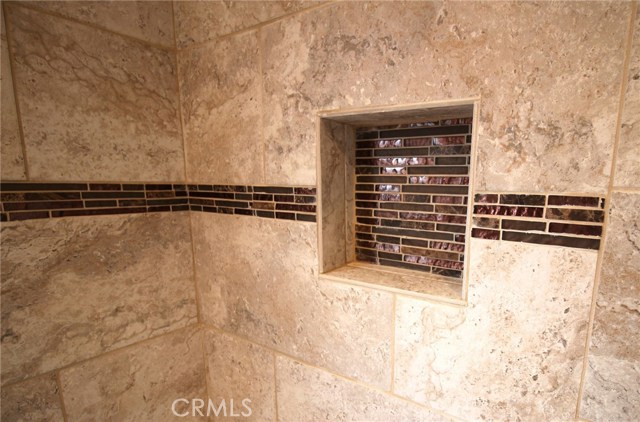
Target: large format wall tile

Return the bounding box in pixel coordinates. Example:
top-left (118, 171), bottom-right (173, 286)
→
top-left (5, 5), bottom-right (184, 182)
top-left (191, 212), bottom-right (393, 389)
top-left (581, 192), bottom-right (640, 421)
top-left (59, 327), bottom-right (206, 421)
top-left (174, 0), bottom-right (321, 49)
top-left (26, 1), bottom-right (175, 48)
top-left (276, 356), bottom-right (450, 421)
top-left (260, 1), bottom-right (628, 189)
top-left (1, 7), bottom-right (25, 181)
top-left (1, 373), bottom-right (64, 421)
top-left (394, 239), bottom-right (598, 421)
top-left (0, 213), bottom-right (196, 385)
top-left (204, 329), bottom-right (275, 421)
top-left (179, 31), bottom-right (263, 185)
top-left (614, 9), bottom-right (640, 189)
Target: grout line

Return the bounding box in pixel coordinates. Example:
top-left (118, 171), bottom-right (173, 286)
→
top-left (574, 2), bottom-right (637, 419)
top-left (273, 353), bottom-right (279, 422)
top-left (55, 371), bottom-right (70, 422)
top-left (390, 293), bottom-right (397, 393)
top-left (475, 190), bottom-right (608, 196)
top-left (0, 179), bottom-right (318, 188)
top-left (199, 323), bottom-right (212, 413)
top-left (171, 1), bottom-right (190, 185)
top-left (0, 323), bottom-right (201, 390)
top-left (610, 186), bottom-right (640, 193)
top-left (257, 27), bottom-right (267, 185)
top-left (202, 322), bottom-right (462, 422)
top-left (6, 1), bottom-right (176, 52)
top-left (176, 1), bottom-right (336, 53)
top-left (187, 205), bottom-right (203, 325)
top-left (3, 3), bottom-right (30, 181)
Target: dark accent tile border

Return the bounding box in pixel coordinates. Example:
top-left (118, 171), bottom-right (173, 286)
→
top-left (0, 182), bottom-right (316, 223)
top-left (471, 192), bottom-right (605, 250)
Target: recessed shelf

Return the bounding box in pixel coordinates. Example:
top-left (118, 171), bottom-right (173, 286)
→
top-left (317, 100), bottom-right (478, 300)
top-left (320, 262), bottom-right (465, 304)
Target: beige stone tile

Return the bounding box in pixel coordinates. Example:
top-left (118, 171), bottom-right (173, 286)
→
top-left (581, 192), bottom-right (640, 421)
top-left (276, 356), bottom-right (451, 421)
top-left (191, 212), bottom-right (393, 389)
top-left (179, 30), bottom-right (263, 185)
top-left (204, 329), bottom-right (275, 421)
top-left (5, 5), bottom-right (184, 182)
top-left (319, 118), bottom-right (348, 272)
top-left (260, 1), bottom-right (629, 189)
top-left (174, 0), bottom-right (321, 49)
top-left (1, 373), bottom-right (64, 422)
top-left (322, 264), bottom-right (463, 303)
top-left (0, 213), bottom-right (196, 385)
top-left (26, 1), bottom-right (174, 48)
top-left (1, 7), bottom-right (25, 180)
top-left (394, 239), bottom-right (598, 421)
top-left (59, 326), bottom-right (206, 421)
top-left (614, 9), bottom-right (640, 189)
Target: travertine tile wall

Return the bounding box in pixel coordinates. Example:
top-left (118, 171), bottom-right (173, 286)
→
top-left (176, 1), bottom-right (639, 421)
top-left (0, 2), bottom-right (203, 420)
top-left (2, 1), bottom-right (639, 421)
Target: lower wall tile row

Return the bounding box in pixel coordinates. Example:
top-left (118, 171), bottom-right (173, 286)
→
top-left (0, 327), bottom-right (450, 422)
top-left (190, 212), bottom-right (601, 421)
top-left (2, 195), bottom-right (633, 421)
top-left (0, 182), bottom-right (317, 222)
top-left (1, 326), bottom-right (206, 422)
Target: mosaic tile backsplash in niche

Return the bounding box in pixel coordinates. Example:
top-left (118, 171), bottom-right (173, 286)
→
top-left (0, 183), bottom-right (316, 223)
top-left (354, 118), bottom-right (473, 280)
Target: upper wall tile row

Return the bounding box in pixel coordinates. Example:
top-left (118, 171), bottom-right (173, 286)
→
top-left (255, 1), bottom-right (628, 189)
top-left (23, 1), bottom-right (175, 48)
top-left (4, 4), bottom-right (184, 182)
top-left (178, 31), bottom-right (263, 185)
top-left (614, 8), bottom-right (640, 189)
top-left (3, 1), bottom-right (633, 192)
top-left (0, 8), bottom-right (25, 181)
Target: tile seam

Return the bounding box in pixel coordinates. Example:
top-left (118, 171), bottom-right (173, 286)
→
top-left (574, 1), bottom-right (639, 418)
top-left (6, 1), bottom-right (176, 52)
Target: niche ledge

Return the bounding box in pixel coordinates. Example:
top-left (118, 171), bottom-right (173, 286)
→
top-left (320, 262), bottom-right (464, 304)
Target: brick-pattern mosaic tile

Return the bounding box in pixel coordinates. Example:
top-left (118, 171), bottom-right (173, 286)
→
top-left (354, 118), bottom-right (472, 279)
top-left (471, 193), bottom-right (605, 250)
top-left (0, 183), bottom-right (316, 223)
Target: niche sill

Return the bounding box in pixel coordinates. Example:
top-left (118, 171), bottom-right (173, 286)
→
top-left (320, 262), bottom-right (465, 305)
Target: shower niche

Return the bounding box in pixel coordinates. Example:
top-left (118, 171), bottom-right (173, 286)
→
top-left (317, 101), bottom-right (477, 302)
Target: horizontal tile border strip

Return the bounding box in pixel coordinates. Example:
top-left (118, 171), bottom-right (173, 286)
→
top-left (471, 192), bottom-right (605, 250)
top-left (0, 182), bottom-right (316, 223)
